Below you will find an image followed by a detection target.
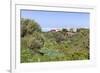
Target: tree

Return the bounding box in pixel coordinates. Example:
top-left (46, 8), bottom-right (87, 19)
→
top-left (53, 32), bottom-right (65, 43)
top-left (62, 28), bottom-right (68, 32)
top-left (21, 18), bottom-right (27, 37)
top-left (21, 18), bottom-right (41, 37)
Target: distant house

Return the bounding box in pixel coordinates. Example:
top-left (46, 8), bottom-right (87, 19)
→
top-left (50, 29), bottom-right (61, 32)
top-left (50, 28), bottom-right (77, 33)
top-left (72, 28), bottom-right (77, 32)
top-left (67, 28), bottom-right (77, 32)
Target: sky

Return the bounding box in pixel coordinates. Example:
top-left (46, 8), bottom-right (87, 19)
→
top-left (21, 10), bottom-right (90, 31)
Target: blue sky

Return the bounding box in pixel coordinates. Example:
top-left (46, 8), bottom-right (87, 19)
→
top-left (21, 10), bottom-right (90, 31)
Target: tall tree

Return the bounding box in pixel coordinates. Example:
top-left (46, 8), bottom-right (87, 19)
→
top-left (21, 18), bottom-right (41, 37)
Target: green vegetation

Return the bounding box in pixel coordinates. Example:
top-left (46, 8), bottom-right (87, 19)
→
top-left (21, 18), bottom-right (90, 63)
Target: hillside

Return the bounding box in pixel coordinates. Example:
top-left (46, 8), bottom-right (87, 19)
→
top-left (21, 18), bottom-right (89, 63)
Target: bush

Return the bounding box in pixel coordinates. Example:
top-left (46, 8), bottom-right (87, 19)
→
top-left (28, 37), bottom-right (43, 49)
top-left (52, 32), bottom-right (65, 43)
top-left (27, 32), bottom-right (45, 54)
top-left (21, 48), bottom-right (33, 63)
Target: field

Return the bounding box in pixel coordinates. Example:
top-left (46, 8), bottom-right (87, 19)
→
top-left (21, 18), bottom-right (89, 63)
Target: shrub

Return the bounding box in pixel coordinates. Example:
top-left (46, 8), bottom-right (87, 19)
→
top-left (27, 32), bottom-right (45, 54)
top-left (21, 48), bottom-right (33, 63)
top-left (52, 32), bottom-right (65, 43)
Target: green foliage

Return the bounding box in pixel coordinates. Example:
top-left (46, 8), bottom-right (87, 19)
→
top-left (21, 18), bottom-right (90, 63)
top-left (21, 18), bottom-right (41, 37)
top-left (52, 32), bottom-right (65, 43)
top-left (39, 48), bottom-right (64, 57)
top-left (21, 48), bottom-right (33, 63)
top-left (62, 28), bottom-right (68, 32)
top-left (27, 32), bottom-right (45, 54)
